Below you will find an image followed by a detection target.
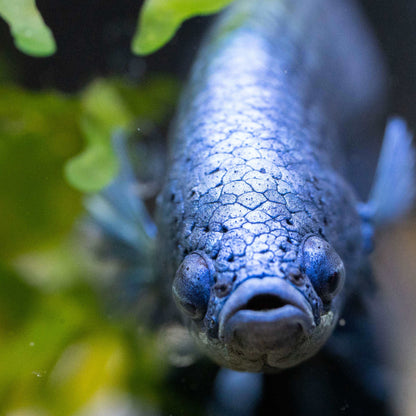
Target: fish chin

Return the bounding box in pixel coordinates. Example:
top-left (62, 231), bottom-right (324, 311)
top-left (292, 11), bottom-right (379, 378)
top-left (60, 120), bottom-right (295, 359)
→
top-left (197, 311), bottom-right (336, 372)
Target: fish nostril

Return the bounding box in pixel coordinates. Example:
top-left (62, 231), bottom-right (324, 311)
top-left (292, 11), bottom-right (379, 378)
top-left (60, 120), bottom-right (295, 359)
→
top-left (243, 294), bottom-right (286, 311)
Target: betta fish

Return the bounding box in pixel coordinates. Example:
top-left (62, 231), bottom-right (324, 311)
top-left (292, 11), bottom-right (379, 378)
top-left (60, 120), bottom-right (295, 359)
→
top-left (86, 0), bottom-right (415, 413)
top-left (156, 0), bottom-right (415, 372)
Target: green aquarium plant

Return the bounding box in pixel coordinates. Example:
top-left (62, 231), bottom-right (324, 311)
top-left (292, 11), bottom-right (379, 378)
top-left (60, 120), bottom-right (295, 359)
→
top-left (0, 0), bottom-right (236, 56)
top-left (0, 0), bottom-right (56, 56)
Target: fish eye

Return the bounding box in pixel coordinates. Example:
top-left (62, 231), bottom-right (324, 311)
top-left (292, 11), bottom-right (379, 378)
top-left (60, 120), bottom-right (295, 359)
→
top-left (300, 236), bottom-right (345, 303)
top-left (172, 253), bottom-right (212, 320)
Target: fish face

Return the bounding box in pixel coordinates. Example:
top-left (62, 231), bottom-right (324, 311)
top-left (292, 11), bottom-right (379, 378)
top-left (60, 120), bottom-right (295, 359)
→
top-left (172, 234), bottom-right (346, 372)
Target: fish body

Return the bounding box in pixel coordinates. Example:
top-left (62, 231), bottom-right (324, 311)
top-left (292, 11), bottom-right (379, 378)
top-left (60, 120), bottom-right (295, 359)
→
top-left (156, 0), bottom-right (413, 372)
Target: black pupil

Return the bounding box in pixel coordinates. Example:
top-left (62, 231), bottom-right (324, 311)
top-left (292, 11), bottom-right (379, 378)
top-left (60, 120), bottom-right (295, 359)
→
top-left (327, 271), bottom-right (340, 294)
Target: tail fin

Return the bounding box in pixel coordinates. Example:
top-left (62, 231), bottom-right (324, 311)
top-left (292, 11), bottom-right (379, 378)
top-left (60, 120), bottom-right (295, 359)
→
top-left (365, 117), bottom-right (415, 227)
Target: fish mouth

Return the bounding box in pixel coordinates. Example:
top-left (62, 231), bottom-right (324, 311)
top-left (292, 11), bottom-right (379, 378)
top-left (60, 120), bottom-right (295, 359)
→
top-left (218, 278), bottom-right (315, 356)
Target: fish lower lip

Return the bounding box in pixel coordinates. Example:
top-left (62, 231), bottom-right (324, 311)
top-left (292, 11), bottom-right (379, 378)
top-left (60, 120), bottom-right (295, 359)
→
top-left (218, 277), bottom-right (315, 343)
top-left (224, 306), bottom-right (313, 351)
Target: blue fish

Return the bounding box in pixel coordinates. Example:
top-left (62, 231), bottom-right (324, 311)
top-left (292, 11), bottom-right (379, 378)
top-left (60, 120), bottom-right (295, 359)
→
top-left (155, 0), bottom-right (415, 372)
top-left (86, 0), bottom-right (415, 411)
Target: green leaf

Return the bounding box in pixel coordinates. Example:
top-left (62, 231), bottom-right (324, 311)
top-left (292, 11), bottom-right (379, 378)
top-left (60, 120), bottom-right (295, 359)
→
top-left (132, 0), bottom-right (236, 55)
top-left (65, 76), bottom-right (179, 192)
top-left (64, 80), bottom-right (134, 193)
top-left (64, 118), bottom-right (120, 193)
top-left (0, 0), bottom-right (56, 57)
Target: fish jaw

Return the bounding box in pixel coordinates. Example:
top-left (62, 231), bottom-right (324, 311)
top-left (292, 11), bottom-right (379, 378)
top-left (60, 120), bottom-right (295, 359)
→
top-left (191, 274), bottom-right (337, 371)
top-left (217, 277), bottom-right (317, 369)
top-left (219, 277), bottom-right (315, 338)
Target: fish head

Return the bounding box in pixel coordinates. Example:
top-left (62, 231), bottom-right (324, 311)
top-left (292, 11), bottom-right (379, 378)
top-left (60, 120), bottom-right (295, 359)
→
top-left (172, 234), bottom-right (348, 372)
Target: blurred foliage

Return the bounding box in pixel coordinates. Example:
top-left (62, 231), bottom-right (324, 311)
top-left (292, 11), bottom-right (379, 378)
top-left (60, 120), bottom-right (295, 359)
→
top-left (0, 75), bottom-right (178, 259)
top-left (0, 85), bottom-right (83, 259)
top-left (0, 70), bottom-right (180, 415)
top-left (0, 264), bottom-right (168, 416)
top-left (65, 76), bottom-right (179, 192)
top-left (132, 0), bottom-right (236, 55)
top-left (0, 0), bottom-right (234, 58)
top-left (0, 0), bottom-right (56, 56)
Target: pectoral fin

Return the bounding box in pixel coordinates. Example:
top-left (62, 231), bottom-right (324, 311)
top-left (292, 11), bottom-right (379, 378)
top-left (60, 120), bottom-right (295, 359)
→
top-left (83, 131), bottom-right (158, 314)
top-left (361, 117), bottom-right (415, 228)
top-left (85, 131), bottom-right (157, 252)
